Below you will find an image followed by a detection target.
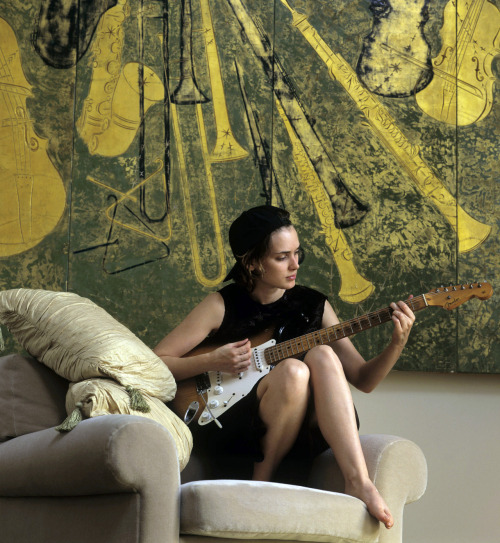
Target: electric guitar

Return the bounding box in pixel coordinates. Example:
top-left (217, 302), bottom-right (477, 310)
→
top-left (171, 282), bottom-right (493, 426)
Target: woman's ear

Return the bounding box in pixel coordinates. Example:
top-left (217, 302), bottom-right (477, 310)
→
top-left (248, 260), bottom-right (260, 276)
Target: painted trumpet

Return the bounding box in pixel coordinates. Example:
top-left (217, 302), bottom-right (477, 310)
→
top-left (171, 0), bottom-right (209, 105)
top-left (199, 0), bottom-right (248, 162)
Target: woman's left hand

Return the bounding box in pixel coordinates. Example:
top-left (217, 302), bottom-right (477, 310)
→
top-left (390, 297), bottom-right (415, 348)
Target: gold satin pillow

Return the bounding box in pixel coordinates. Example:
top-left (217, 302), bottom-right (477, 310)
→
top-left (66, 378), bottom-right (192, 470)
top-left (0, 288), bottom-right (176, 403)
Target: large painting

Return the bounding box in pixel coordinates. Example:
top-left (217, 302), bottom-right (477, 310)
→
top-left (0, 0), bottom-right (498, 372)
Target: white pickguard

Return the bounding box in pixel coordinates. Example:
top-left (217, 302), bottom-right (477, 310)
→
top-left (197, 339), bottom-right (276, 425)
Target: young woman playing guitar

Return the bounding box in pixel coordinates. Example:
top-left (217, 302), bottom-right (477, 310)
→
top-left (154, 205), bottom-right (415, 530)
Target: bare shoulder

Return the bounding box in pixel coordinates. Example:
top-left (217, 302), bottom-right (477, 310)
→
top-left (194, 291), bottom-right (225, 326)
top-left (154, 292), bottom-right (225, 356)
top-left (321, 299), bottom-right (341, 327)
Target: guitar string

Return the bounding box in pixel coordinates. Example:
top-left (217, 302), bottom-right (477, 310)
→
top-left (264, 295), bottom-right (429, 363)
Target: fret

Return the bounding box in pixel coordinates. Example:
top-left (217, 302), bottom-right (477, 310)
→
top-left (357, 316), bottom-right (363, 331)
top-left (271, 348), bottom-right (278, 363)
top-left (266, 348), bottom-right (275, 364)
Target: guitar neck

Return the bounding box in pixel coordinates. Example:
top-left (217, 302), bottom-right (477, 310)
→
top-left (264, 294), bottom-right (429, 364)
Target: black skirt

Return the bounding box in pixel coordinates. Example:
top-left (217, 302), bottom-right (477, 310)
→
top-left (189, 377), bottom-right (359, 484)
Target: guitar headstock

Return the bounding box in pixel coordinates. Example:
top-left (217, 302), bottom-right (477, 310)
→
top-left (425, 282), bottom-right (493, 310)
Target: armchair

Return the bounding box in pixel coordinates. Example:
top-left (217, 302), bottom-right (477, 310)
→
top-left (0, 353), bottom-right (427, 543)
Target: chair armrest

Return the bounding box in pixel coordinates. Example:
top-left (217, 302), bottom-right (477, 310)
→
top-left (308, 434), bottom-right (427, 543)
top-left (0, 415), bottom-right (182, 543)
top-left (361, 434), bottom-right (427, 543)
top-left (360, 434), bottom-right (427, 506)
top-left (0, 414), bottom-right (180, 496)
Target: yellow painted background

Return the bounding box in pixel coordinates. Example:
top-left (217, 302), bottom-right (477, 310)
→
top-left (0, 0), bottom-right (498, 372)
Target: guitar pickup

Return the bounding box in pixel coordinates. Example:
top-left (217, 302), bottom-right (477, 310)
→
top-left (195, 373), bottom-right (211, 394)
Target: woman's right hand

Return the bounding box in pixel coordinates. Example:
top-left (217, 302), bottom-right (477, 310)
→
top-left (210, 338), bottom-right (252, 375)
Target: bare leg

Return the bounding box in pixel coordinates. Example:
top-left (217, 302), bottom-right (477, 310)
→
top-left (252, 359), bottom-right (310, 481)
top-left (304, 346), bottom-right (394, 529)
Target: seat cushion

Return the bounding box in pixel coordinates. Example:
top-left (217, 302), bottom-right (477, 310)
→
top-left (0, 354), bottom-right (68, 441)
top-left (180, 480), bottom-right (379, 542)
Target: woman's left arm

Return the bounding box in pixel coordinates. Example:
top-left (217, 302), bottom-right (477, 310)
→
top-left (323, 299), bottom-right (415, 393)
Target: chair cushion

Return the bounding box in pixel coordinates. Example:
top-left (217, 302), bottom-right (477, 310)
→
top-left (180, 480), bottom-right (379, 542)
top-left (0, 288), bottom-right (176, 402)
top-left (67, 378), bottom-right (192, 470)
top-left (0, 354), bottom-right (68, 441)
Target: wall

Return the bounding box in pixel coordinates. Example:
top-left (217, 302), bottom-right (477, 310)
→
top-left (352, 371), bottom-right (500, 543)
top-left (0, 0), bottom-right (498, 373)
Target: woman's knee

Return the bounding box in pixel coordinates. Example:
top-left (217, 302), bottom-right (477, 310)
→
top-left (304, 345), bottom-right (345, 375)
top-left (270, 359), bottom-right (310, 398)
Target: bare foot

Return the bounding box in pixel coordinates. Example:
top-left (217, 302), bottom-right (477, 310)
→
top-left (345, 478), bottom-right (394, 529)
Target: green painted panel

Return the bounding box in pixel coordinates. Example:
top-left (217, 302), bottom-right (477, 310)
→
top-left (0, 0), bottom-right (498, 372)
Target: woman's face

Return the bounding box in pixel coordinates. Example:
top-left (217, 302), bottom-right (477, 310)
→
top-left (251, 226), bottom-right (301, 291)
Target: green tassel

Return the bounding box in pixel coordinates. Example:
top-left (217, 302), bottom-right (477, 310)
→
top-left (56, 402), bottom-right (84, 432)
top-left (126, 386), bottom-right (151, 413)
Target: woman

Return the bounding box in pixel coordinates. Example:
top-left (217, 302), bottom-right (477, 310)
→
top-left (154, 205), bottom-right (415, 529)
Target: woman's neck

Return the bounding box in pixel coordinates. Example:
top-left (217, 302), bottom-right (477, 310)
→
top-left (250, 284), bottom-right (286, 305)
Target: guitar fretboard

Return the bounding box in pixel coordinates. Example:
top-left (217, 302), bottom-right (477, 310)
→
top-left (263, 294), bottom-right (428, 364)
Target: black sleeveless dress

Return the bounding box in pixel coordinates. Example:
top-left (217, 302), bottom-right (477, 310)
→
top-left (190, 283), bottom-right (348, 482)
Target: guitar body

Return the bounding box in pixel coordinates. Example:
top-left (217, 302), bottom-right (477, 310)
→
top-left (170, 329), bottom-right (276, 426)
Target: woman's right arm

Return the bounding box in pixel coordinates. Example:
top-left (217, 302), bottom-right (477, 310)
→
top-left (153, 292), bottom-right (251, 381)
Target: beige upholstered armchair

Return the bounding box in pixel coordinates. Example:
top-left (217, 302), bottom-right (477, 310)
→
top-left (0, 352), bottom-right (427, 543)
